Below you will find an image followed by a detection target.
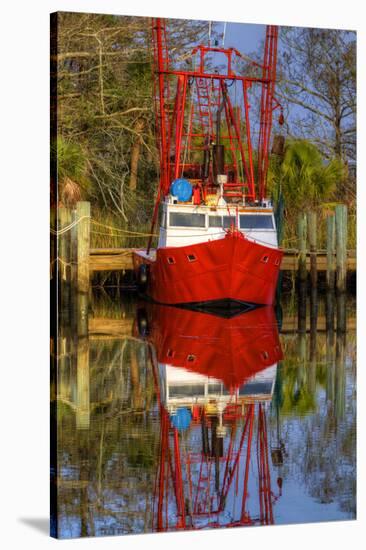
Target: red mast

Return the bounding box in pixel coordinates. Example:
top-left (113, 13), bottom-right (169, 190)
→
top-left (147, 19), bottom-right (170, 253)
top-left (147, 18), bottom-right (281, 252)
top-left (257, 25), bottom-right (281, 202)
top-left (152, 19), bottom-right (279, 196)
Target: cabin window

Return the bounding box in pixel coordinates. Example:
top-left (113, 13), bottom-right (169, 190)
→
top-left (169, 212), bottom-right (206, 228)
top-left (167, 256), bottom-right (176, 265)
top-left (169, 384), bottom-right (205, 398)
top-left (209, 216), bottom-right (223, 227)
top-left (239, 382), bottom-right (273, 396)
top-left (208, 215), bottom-right (236, 229)
top-left (240, 214), bottom-right (274, 230)
top-left (187, 253), bottom-right (197, 262)
top-left (223, 215), bottom-right (236, 228)
top-left (208, 383), bottom-right (222, 394)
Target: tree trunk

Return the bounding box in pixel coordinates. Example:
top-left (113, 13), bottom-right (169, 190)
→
top-left (129, 118), bottom-right (145, 191)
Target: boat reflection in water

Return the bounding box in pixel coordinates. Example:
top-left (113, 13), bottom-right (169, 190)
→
top-left (136, 305), bottom-right (283, 531)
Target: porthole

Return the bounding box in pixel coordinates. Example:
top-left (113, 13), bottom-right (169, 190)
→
top-left (187, 354), bottom-right (196, 363)
top-left (261, 351), bottom-right (269, 360)
top-left (167, 349), bottom-right (175, 358)
top-left (187, 254), bottom-right (197, 262)
top-left (261, 255), bottom-right (269, 264)
top-left (274, 257), bottom-right (280, 266)
top-left (167, 256), bottom-right (176, 265)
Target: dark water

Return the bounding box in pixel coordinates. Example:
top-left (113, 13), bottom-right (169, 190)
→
top-left (51, 291), bottom-right (356, 538)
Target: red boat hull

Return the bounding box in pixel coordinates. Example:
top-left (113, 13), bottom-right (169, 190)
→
top-left (133, 233), bottom-right (283, 306)
top-left (142, 304), bottom-right (283, 389)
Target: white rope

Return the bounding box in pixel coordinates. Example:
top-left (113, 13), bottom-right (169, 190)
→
top-left (50, 215), bottom-right (90, 236)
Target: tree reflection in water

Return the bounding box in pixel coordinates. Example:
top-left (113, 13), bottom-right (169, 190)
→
top-left (51, 290), bottom-right (356, 538)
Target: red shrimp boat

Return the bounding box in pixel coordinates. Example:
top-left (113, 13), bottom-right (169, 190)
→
top-left (134, 19), bottom-right (283, 308)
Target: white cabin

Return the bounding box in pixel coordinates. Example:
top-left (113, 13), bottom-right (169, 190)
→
top-left (158, 195), bottom-right (278, 250)
top-left (158, 363), bottom-right (278, 413)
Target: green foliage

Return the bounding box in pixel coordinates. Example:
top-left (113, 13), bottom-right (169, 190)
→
top-left (55, 12), bottom-right (208, 229)
top-left (90, 207), bottom-right (156, 249)
top-left (53, 136), bottom-right (87, 184)
top-left (268, 140), bottom-right (351, 248)
top-left (269, 140), bottom-right (344, 210)
top-left (54, 14), bottom-right (355, 250)
top-left (126, 436), bottom-right (155, 468)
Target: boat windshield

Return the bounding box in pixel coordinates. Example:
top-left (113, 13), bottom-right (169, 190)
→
top-left (208, 215), bottom-right (235, 228)
top-left (240, 214), bottom-right (274, 229)
top-left (169, 212), bottom-right (206, 228)
top-left (169, 384), bottom-right (205, 398)
top-left (239, 381), bottom-right (273, 396)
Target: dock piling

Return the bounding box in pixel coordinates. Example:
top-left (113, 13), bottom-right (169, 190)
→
top-left (76, 336), bottom-right (90, 430)
top-left (76, 201), bottom-right (91, 337)
top-left (308, 211), bottom-right (317, 289)
top-left (298, 282), bottom-right (307, 334)
top-left (325, 291), bottom-right (335, 333)
top-left (335, 205), bottom-right (348, 293)
top-left (336, 292), bottom-right (347, 333)
top-left (326, 214), bottom-right (336, 291)
top-left (58, 207), bottom-right (72, 318)
top-left (297, 213), bottom-right (307, 283)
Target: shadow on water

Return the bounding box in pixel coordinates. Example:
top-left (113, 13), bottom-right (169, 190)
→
top-left (50, 285), bottom-right (356, 538)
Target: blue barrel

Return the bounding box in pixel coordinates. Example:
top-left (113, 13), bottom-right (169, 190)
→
top-left (170, 178), bottom-right (192, 202)
top-left (170, 407), bottom-right (192, 431)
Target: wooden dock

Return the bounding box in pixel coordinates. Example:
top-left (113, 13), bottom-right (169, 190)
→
top-left (88, 312), bottom-right (355, 339)
top-left (53, 203), bottom-right (355, 297)
top-left (89, 247), bottom-right (356, 273)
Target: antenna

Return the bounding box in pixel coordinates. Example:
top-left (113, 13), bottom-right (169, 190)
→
top-left (222, 22), bottom-right (227, 47)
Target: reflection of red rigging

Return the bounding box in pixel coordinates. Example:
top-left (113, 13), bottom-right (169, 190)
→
top-left (257, 403), bottom-right (274, 524)
top-left (150, 357), bottom-right (278, 531)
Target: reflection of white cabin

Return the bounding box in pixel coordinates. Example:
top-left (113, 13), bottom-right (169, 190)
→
top-left (158, 196), bottom-right (278, 249)
top-left (158, 362), bottom-right (278, 414)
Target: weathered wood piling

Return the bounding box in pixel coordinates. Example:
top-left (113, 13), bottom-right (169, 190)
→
top-left (335, 204), bottom-right (348, 293)
top-left (76, 202), bottom-right (91, 337)
top-left (325, 291), bottom-right (335, 333)
top-left (326, 214), bottom-right (336, 290)
top-left (308, 211), bottom-right (317, 289)
top-left (58, 207), bottom-right (72, 316)
top-left (294, 206), bottom-right (352, 293)
top-left (51, 201), bottom-right (91, 332)
top-left (297, 213), bottom-right (307, 283)
top-left (76, 336), bottom-right (90, 430)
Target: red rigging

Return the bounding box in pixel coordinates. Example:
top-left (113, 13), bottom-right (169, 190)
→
top-left (134, 18), bottom-right (283, 307)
